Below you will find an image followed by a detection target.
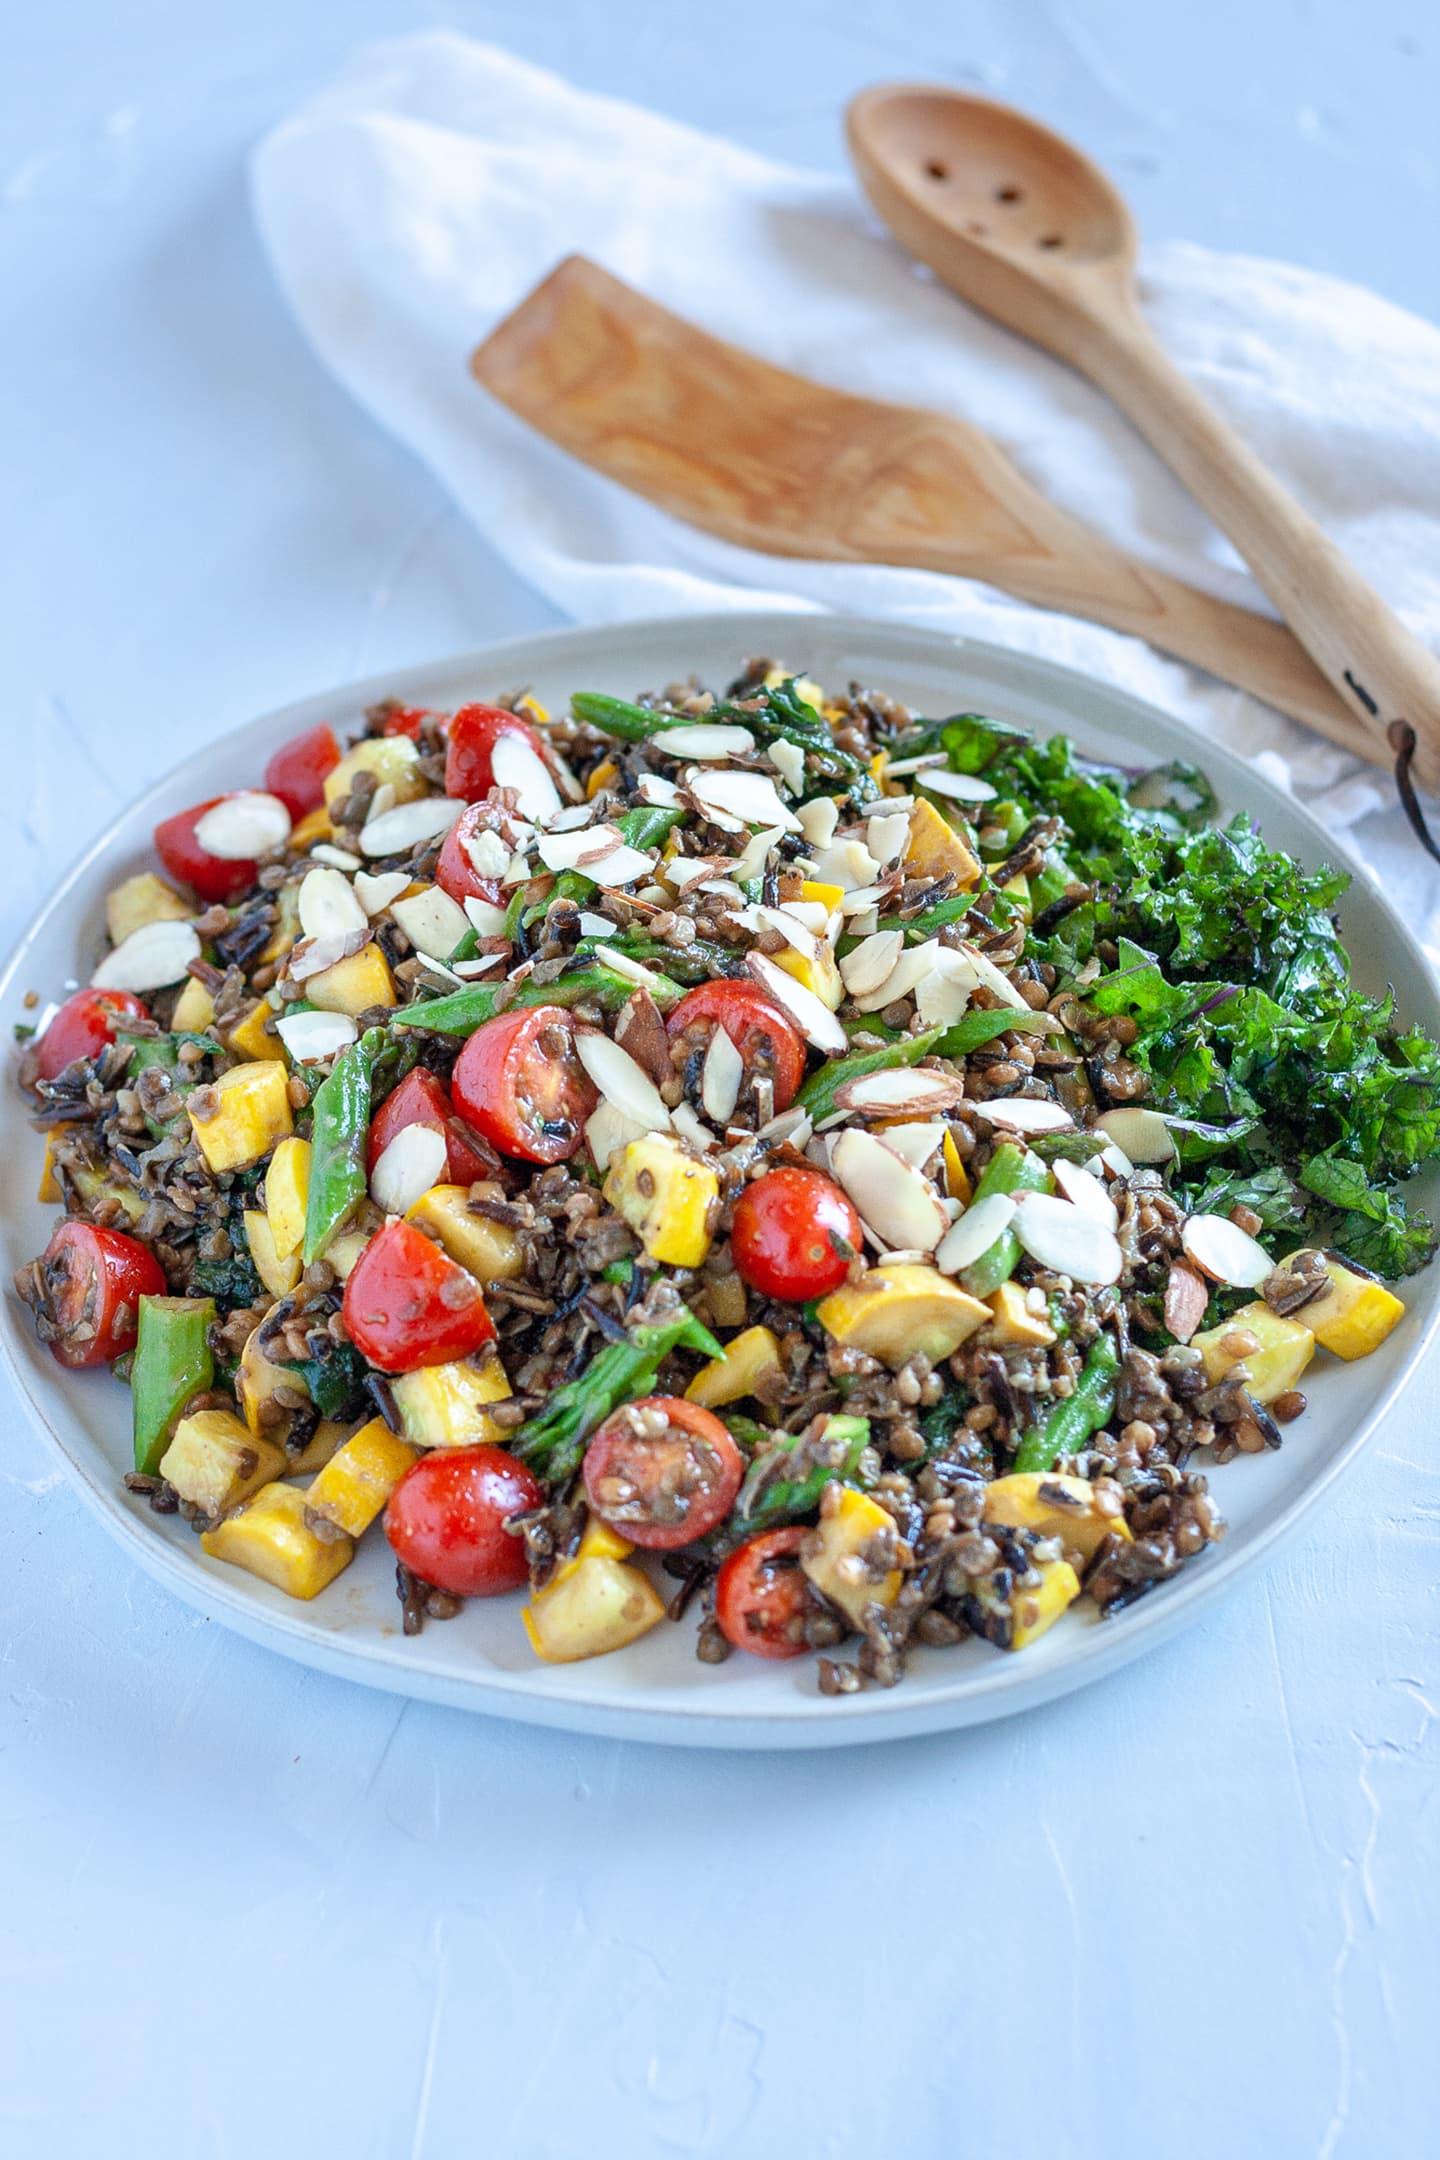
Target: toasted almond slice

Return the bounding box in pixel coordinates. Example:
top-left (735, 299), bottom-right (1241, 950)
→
top-left (1095, 1107), bottom-right (1175, 1163)
top-left (546, 802), bottom-right (595, 833)
top-left (370, 1123), bottom-right (447, 1216)
top-left (192, 790), bottom-right (292, 860)
top-left (594, 949), bottom-right (671, 996)
top-left (1180, 1213), bottom-right (1273, 1289)
top-left (464, 897), bottom-right (510, 937)
top-left (933, 1193), bottom-right (1017, 1276)
top-left (354, 870), bottom-right (410, 917)
top-left (881, 752), bottom-right (949, 777)
top-left (757, 1105), bottom-right (814, 1150)
top-left (586, 1097), bottom-right (647, 1174)
top-left (671, 1102), bottom-right (715, 1154)
top-left (834, 1069), bottom-right (969, 1117)
top-left (807, 838), bottom-right (881, 891)
top-left (1098, 1142), bottom-right (1135, 1178)
top-left (636, 773), bottom-right (682, 807)
top-left (767, 739), bottom-right (807, 794)
top-left (575, 1030), bottom-right (672, 1133)
top-left (831, 1128), bottom-right (949, 1255)
top-left (1012, 1192), bottom-right (1124, 1284)
top-left (915, 947), bottom-right (980, 1028)
top-left (1165, 1262), bottom-right (1210, 1342)
top-left (359, 796), bottom-right (465, 858)
top-left (865, 813), bottom-right (911, 867)
top-left (797, 796), bottom-right (840, 848)
top-left (746, 952), bottom-right (847, 1053)
top-left (298, 865), bottom-right (368, 942)
top-left (577, 910), bottom-right (617, 940)
top-left (872, 1122), bottom-right (947, 1170)
top-left (275, 1009), bottom-right (358, 1063)
top-left (288, 928), bottom-right (370, 982)
top-left (917, 769), bottom-right (998, 803)
top-left (310, 843), bottom-right (362, 871)
top-left (452, 954), bottom-right (507, 978)
top-left (536, 823), bottom-right (621, 873)
top-left (839, 930), bottom-right (903, 998)
top-left (392, 885), bottom-right (471, 961)
top-left (490, 732), bottom-right (562, 824)
top-left (701, 1024), bottom-right (744, 1125)
top-left (690, 769), bottom-right (801, 833)
top-left (650, 724), bottom-right (755, 760)
top-left (1053, 1156), bottom-right (1120, 1229)
top-left (952, 942), bottom-right (1031, 1012)
top-left (853, 938), bottom-right (944, 1014)
top-left (754, 904), bottom-right (822, 963)
top-left (92, 918), bottom-right (201, 993)
top-left (592, 846), bottom-right (661, 890)
top-left (970, 1096), bottom-right (1074, 1134)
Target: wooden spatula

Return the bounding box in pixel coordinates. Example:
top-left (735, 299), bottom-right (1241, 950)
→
top-left (471, 256), bottom-right (1352, 748)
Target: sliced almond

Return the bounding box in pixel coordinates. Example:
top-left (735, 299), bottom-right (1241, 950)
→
top-left (701, 1024), bottom-right (744, 1125)
top-left (650, 724), bottom-right (755, 760)
top-left (671, 1102), bottom-right (715, 1154)
top-left (834, 1068), bottom-right (968, 1117)
top-left (1052, 1156), bottom-right (1120, 1229)
top-left (464, 897), bottom-right (510, 937)
top-left (839, 930), bottom-right (903, 999)
top-left (873, 1122), bottom-right (947, 1170)
top-left (275, 1009), bottom-right (358, 1063)
top-left (933, 1193), bottom-right (1017, 1276)
top-left (951, 942), bottom-right (1031, 1013)
top-left (288, 928), bottom-right (370, 982)
top-left (865, 813), bottom-right (911, 867)
top-left (807, 838), bottom-right (880, 892)
top-left (370, 1123), bottom-right (448, 1216)
top-left (354, 870), bottom-right (410, 917)
top-left (757, 1105), bottom-right (814, 1150)
top-left (310, 843), bottom-right (362, 872)
top-left (1180, 1213), bottom-right (1273, 1289)
top-left (732, 825), bottom-right (787, 884)
top-left (746, 951), bottom-right (847, 1053)
top-left (1012, 1192), bottom-right (1124, 1285)
top-left (585, 1098), bottom-right (647, 1173)
top-left (392, 885), bottom-right (471, 962)
top-left (359, 796), bottom-right (465, 858)
top-left (767, 738), bottom-right (807, 794)
top-left (594, 948), bottom-right (671, 995)
top-left (970, 1096), bottom-right (1074, 1135)
top-left (536, 823), bottom-right (620, 873)
top-left (1095, 1107), bottom-right (1175, 1164)
top-left (462, 826), bottom-right (512, 881)
top-left (575, 1030), bottom-right (672, 1133)
top-left (92, 918), bottom-right (200, 993)
top-left (192, 790), bottom-right (292, 861)
top-left (298, 865), bottom-right (369, 941)
top-left (882, 753), bottom-right (949, 778)
top-left (1165, 1262), bottom-right (1210, 1342)
top-left (636, 773), bottom-right (682, 807)
top-left (853, 937), bottom-right (944, 1014)
top-left (796, 795), bottom-right (840, 848)
top-left (915, 948), bottom-right (981, 1029)
top-left (689, 769), bottom-right (801, 833)
top-left (577, 910), bottom-right (617, 940)
top-left (490, 732), bottom-right (562, 824)
top-left (591, 846), bottom-right (660, 890)
top-left (754, 904), bottom-right (823, 963)
top-left (831, 1128), bottom-right (948, 1255)
top-left (917, 769), bottom-right (998, 803)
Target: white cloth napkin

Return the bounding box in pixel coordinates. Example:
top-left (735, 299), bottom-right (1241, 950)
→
top-left (251, 32), bottom-right (1440, 942)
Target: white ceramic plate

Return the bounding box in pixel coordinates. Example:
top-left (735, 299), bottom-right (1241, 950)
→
top-left (3, 612), bottom-right (1436, 1748)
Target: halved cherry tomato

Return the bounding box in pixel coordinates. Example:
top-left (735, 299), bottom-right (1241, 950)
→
top-left (153, 798), bottom-right (256, 904)
top-left (26, 1220), bottom-right (166, 1369)
top-left (665, 981), bottom-right (806, 1111)
top-left (730, 1167), bottom-right (861, 1301)
top-left (34, 989), bottom-right (149, 1082)
top-left (263, 721), bottom-right (341, 819)
top-left (341, 1218), bottom-right (494, 1373)
top-left (583, 1395), bottom-right (743, 1551)
top-left (381, 704), bottom-right (439, 741)
top-left (445, 703), bottom-right (548, 803)
top-left (715, 1527), bottom-right (812, 1659)
top-left (366, 1067), bottom-right (498, 1186)
top-left (434, 803), bottom-right (506, 908)
top-left (451, 1007), bottom-right (597, 1165)
top-left (385, 1444), bottom-right (541, 1597)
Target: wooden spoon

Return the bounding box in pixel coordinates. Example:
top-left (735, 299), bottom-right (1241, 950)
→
top-left (473, 256), bottom-right (1353, 740)
top-left (847, 84), bottom-right (1440, 791)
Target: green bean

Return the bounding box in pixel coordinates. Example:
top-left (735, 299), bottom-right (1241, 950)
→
top-left (396, 955), bottom-right (684, 1035)
top-left (729, 1414), bottom-right (872, 1539)
top-left (1012, 1333), bottom-right (1119, 1473)
top-left (511, 1300), bottom-right (724, 1486)
top-left (302, 1035), bottom-right (377, 1263)
top-left (130, 1295), bottom-right (215, 1475)
top-left (794, 1029), bottom-right (944, 1123)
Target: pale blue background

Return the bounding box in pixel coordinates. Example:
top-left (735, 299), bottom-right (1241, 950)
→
top-left (3, 6), bottom-right (1438, 2157)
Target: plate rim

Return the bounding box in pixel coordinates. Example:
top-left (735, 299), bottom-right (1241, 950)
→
top-left (3, 607), bottom-right (1435, 1748)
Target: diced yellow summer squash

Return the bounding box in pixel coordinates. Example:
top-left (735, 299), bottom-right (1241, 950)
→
top-left (771, 942), bottom-right (843, 1011)
top-left (523, 1518), bottom-right (664, 1664)
top-left (1009, 1557), bottom-right (1082, 1650)
top-left (201, 1481), bottom-right (355, 1599)
top-left (224, 998), bottom-right (283, 1063)
top-left (585, 757), bottom-right (619, 800)
top-left (391, 1355), bottom-right (512, 1449)
top-left (306, 942), bottom-right (396, 1017)
top-left (236, 1324), bottom-right (309, 1443)
top-left (159, 1410), bottom-right (288, 1519)
top-left (1280, 1251), bottom-right (1405, 1361)
top-left (325, 1230), bottom-right (369, 1281)
top-left (801, 1485), bottom-right (902, 1627)
top-left (685, 1324), bottom-right (784, 1409)
top-left (905, 798), bottom-right (981, 891)
top-left (1001, 872), bottom-right (1031, 917)
top-left (817, 1264), bottom-right (990, 1369)
top-left (603, 1132), bottom-right (719, 1268)
top-left (287, 1419), bottom-right (351, 1475)
top-left (171, 976), bottom-right (216, 1031)
top-left (405, 1182), bottom-right (525, 1284)
top-left (265, 1135), bottom-right (311, 1260)
top-left (942, 1129), bottom-right (972, 1205)
top-left (106, 871), bottom-right (191, 947)
top-left (983, 1472), bottom-right (1130, 1564)
top-left (987, 1281), bottom-right (1056, 1348)
top-left (799, 879), bottom-right (845, 912)
top-left (306, 1417), bottom-right (419, 1538)
top-left (762, 667), bottom-right (825, 713)
top-left (188, 1061), bottom-right (294, 1173)
top-left (1191, 1301), bottom-right (1315, 1406)
top-left (289, 804), bottom-right (333, 850)
top-left (244, 1209), bottom-right (302, 1299)
top-left (37, 1125), bottom-right (69, 1203)
top-left (323, 735), bottom-right (426, 812)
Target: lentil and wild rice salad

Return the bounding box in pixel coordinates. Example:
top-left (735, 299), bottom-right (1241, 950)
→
top-left (13, 664), bottom-right (1439, 1691)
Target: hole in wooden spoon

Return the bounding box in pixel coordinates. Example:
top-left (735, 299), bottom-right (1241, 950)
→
top-left (1037, 232), bottom-right (1065, 249)
top-left (995, 184), bottom-right (1022, 203)
top-left (924, 158), bottom-right (948, 180)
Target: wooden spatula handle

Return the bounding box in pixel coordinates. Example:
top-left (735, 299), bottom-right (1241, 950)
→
top-left (1073, 303), bottom-right (1440, 790)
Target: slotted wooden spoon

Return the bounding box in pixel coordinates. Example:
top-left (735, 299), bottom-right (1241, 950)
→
top-left (847, 84), bottom-right (1440, 795)
top-left (473, 256), bottom-right (1352, 740)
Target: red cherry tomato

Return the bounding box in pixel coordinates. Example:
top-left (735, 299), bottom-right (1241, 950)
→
top-left (153, 798), bottom-right (257, 904)
top-left (365, 1067), bottom-right (498, 1186)
top-left (434, 803), bottom-right (506, 908)
top-left (341, 1218), bottom-right (494, 1373)
top-left (715, 1528), bottom-right (812, 1659)
top-left (263, 721), bottom-right (341, 820)
top-left (451, 1007), bottom-right (597, 1165)
top-left (385, 1444), bottom-right (541, 1597)
top-left (381, 705), bottom-right (439, 741)
top-left (665, 981), bottom-right (806, 1112)
top-left (445, 703), bottom-right (547, 803)
top-left (582, 1396), bottom-right (743, 1551)
top-left (26, 1220), bottom-right (166, 1369)
top-left (34, 989), bottom-right (149, 1082)
top-left (730, 1167), bottom-right (862, 1302)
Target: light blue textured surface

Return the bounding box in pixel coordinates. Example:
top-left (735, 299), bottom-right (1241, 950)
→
top-left (2, 7), bottom-right (1437, 2156)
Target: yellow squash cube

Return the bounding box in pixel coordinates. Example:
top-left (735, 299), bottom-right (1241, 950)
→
top-left (1281, 1252), bottom-right (1405, 1361)
top-left (159, 1410), bottom-right (288, 1519)
top-left (37, 1125), bottom-right (70, 1203)
top-left (685, 1324), bottom-right (784, 1409)
top-left (243, 1209), bottom-right (302, 1299)
top-left (406, 1183), bottom-right (525, 1284)
top-left (983, 1472), bottom-right (1129, 1564)
top-left (306, 941), bottom-right (396, 1016)
top-left (523, 1519), bottom-right (665, 1664)
top-left (391, 1356), bottom-right (512, 1449)
top-left (942, 1129), bottom-right (972, 1205)
top-left (324, 1230), bottom-right (369, 1282)
top-left (106, 871), bottom-right (191, 948)
top-left (817, 1264), bottom-right (990, 1369)
top-left (987, 1280), bottom-right (1056, 1348)
top-left (289, 804), bottom-right (333, 850)
top-left (306, 1418), bottom-right (419, 1538)
top-left (224, 998), bottom-right (283, 1063)
top-left (603, 1131), bottom-right (719, 1268)
top-left (801, 1485), bottom-right (903, 1627)
top-left (171, 976), bottom-right (216, 1032)
top-left (323, 736), bottom-right (426, 812)
top-left (1010, 1557), bottom-right (1082, 1649)
top-left (201, 1481), bottom-right (355, 1599)
top-left (905, 798), bottom-right (981, 890)
top-left (585, 757), bottom-right (619, 800)
top-left (265, 1135), bottom-right (311, 1260)
top-left (236, 1324), bottom-right (308, 1444)
top-left (771, 942), bottom-right (843, 1011)
top-left (1191, 1301), bottom-right (1315, 1406)
top-left (287, 1418), bottom-right (351, 1475)
top-left (188, 1060), bottom-right (294, 1173)
top-left (799, 878), bottom-right (845, 912)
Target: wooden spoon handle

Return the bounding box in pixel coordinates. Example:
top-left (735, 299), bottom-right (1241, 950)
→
top-left (1071, 303), bottom-right (1440, 790)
